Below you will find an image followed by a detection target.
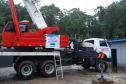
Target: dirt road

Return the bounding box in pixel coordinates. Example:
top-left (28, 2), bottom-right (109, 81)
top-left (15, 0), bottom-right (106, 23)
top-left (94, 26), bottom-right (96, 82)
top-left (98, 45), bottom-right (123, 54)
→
top-left (0, 65), bottom-right (126, 84)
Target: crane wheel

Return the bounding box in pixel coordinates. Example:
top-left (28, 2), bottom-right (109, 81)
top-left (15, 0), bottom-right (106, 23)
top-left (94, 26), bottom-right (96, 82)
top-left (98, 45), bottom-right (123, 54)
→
top-left (16, 60), bottom-right (36, 80)
top-left (39, 60), bottom-right (55, 77)
top-left (82, 59), bottom-right (91, 69)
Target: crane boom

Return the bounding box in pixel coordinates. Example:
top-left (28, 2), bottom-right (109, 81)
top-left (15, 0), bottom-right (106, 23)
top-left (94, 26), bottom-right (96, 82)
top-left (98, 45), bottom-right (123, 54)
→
top-left (23, 0), bottom-right (47, 29)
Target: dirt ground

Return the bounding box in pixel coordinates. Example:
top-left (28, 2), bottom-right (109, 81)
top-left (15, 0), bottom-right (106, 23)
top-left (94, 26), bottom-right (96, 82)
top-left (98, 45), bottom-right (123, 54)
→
top-left (0, 65), bottom-right (126, 84)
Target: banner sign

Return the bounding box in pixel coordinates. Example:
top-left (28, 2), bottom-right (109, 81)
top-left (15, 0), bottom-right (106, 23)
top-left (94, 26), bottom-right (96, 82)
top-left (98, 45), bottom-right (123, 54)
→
top-left (46, 34), bottom-right (60, 48)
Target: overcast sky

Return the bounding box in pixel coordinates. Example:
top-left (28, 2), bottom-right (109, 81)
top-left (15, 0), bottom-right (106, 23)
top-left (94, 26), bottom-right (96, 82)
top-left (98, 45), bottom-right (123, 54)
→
top-left (15, 0), bottom-right (121, 15)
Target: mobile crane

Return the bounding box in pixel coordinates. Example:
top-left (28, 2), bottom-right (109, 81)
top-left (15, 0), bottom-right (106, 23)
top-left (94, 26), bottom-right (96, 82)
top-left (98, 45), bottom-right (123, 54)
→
top-left (0, 0), bottom-right (107, 80)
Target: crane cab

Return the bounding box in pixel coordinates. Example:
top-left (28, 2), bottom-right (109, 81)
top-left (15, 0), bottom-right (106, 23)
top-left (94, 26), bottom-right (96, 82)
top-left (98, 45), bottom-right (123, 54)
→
top-left (2, 21), bottom-right (33, 47)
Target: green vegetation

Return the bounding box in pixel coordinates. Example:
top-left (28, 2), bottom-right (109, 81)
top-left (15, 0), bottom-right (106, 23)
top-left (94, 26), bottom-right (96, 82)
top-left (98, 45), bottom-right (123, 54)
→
top-left (0, 0), bottom-right (126, 40)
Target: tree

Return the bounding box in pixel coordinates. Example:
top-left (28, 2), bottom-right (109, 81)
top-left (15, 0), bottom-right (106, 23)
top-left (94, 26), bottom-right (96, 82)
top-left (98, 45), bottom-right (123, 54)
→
top-left (95, 6), bottom-right (105, 22)
top-left (103, 0), bottom-right (126, 38)
top-left (59, 8), bottom-right (89, 39)
top-left (40, 4), bottom-right (63, 26)
top-left (16, 3), bottom-right (31, 21)
top-left (93, 0), bottom-right (126, 39)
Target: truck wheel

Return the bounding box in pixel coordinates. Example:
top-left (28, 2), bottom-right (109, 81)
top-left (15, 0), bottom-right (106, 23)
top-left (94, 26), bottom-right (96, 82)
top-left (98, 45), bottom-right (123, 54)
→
top-left (95, 61), bottom-right (108, 72)
top-left (82, 63), bottom-right (90, 69)
top-left (82, 59), bottom-right (91, 69)
top-left (39, 60), bottom-right (55, 77)
top-left (17, 60), bottom-right (36, 80)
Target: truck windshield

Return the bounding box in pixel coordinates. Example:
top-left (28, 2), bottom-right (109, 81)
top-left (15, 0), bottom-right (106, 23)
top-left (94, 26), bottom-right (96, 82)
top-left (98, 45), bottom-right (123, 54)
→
top-left (100, 40), bottom-right (107, 47)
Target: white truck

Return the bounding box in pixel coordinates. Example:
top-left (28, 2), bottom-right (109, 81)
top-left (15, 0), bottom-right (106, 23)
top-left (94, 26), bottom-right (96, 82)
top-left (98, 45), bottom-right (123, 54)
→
top-left (83, 38), bottom-right (111, 60)
top-left (82, 38), bottom-right (111, 72)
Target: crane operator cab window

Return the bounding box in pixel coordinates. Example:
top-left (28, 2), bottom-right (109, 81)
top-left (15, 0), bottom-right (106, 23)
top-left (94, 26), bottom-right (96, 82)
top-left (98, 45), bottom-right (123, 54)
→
top-left (5, 23), bottom-right (15, 32)
top-left (19, 24), bottom-right (28, 33)
top-left (5, 23), bottom-right (28, 33)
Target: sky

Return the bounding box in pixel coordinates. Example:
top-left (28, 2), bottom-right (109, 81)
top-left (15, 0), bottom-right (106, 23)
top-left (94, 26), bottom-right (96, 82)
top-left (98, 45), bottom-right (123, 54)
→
top-left (15, 0), bottom-right (121, 15)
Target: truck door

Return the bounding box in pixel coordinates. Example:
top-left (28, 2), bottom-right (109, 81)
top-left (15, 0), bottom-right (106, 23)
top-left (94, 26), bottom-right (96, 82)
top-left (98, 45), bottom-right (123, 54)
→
top-left (2, 23), bottom-right (16, 46)
top-left (99, 40), bottom-right (111, 58)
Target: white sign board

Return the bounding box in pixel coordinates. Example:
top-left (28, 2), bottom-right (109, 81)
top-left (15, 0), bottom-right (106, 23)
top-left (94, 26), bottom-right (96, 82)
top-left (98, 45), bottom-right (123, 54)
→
top-left (46, 34), bottom-right (60, 49)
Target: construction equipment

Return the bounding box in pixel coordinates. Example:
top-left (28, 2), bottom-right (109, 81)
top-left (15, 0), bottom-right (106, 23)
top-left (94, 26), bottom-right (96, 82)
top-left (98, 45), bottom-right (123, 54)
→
top-left (1, 0), bottom-right (69, 49)
top-left (0, 0), bottom-right (103, 80)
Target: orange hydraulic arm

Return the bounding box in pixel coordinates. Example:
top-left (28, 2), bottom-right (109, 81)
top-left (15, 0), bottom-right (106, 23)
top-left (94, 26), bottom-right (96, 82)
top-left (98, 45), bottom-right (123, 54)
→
top-left (9, 0), bottom-right (20, 36)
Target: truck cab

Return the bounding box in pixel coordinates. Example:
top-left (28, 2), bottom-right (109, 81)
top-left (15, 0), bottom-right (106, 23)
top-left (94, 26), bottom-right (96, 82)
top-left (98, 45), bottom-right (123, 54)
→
top-left (2, 21), bottom-right (30, 47)
top-left (83, 38), bottom-right (111, 61)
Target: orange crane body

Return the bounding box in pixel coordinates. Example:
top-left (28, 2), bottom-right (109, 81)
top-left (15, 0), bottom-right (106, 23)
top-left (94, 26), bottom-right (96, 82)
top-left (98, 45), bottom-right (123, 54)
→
top-left (1, 0), bottom-right (69, 48)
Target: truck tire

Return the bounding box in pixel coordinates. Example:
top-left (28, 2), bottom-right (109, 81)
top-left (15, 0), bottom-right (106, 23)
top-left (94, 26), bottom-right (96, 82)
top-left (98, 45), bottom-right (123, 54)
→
top-left (95, 61), bottom-right (108, 72)
top-left (82, 59), bottom-right (91, 69)
top-left (39, 60), bottom-right (55, 77)
top-left (16, 60), bottom-right (36, 80)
